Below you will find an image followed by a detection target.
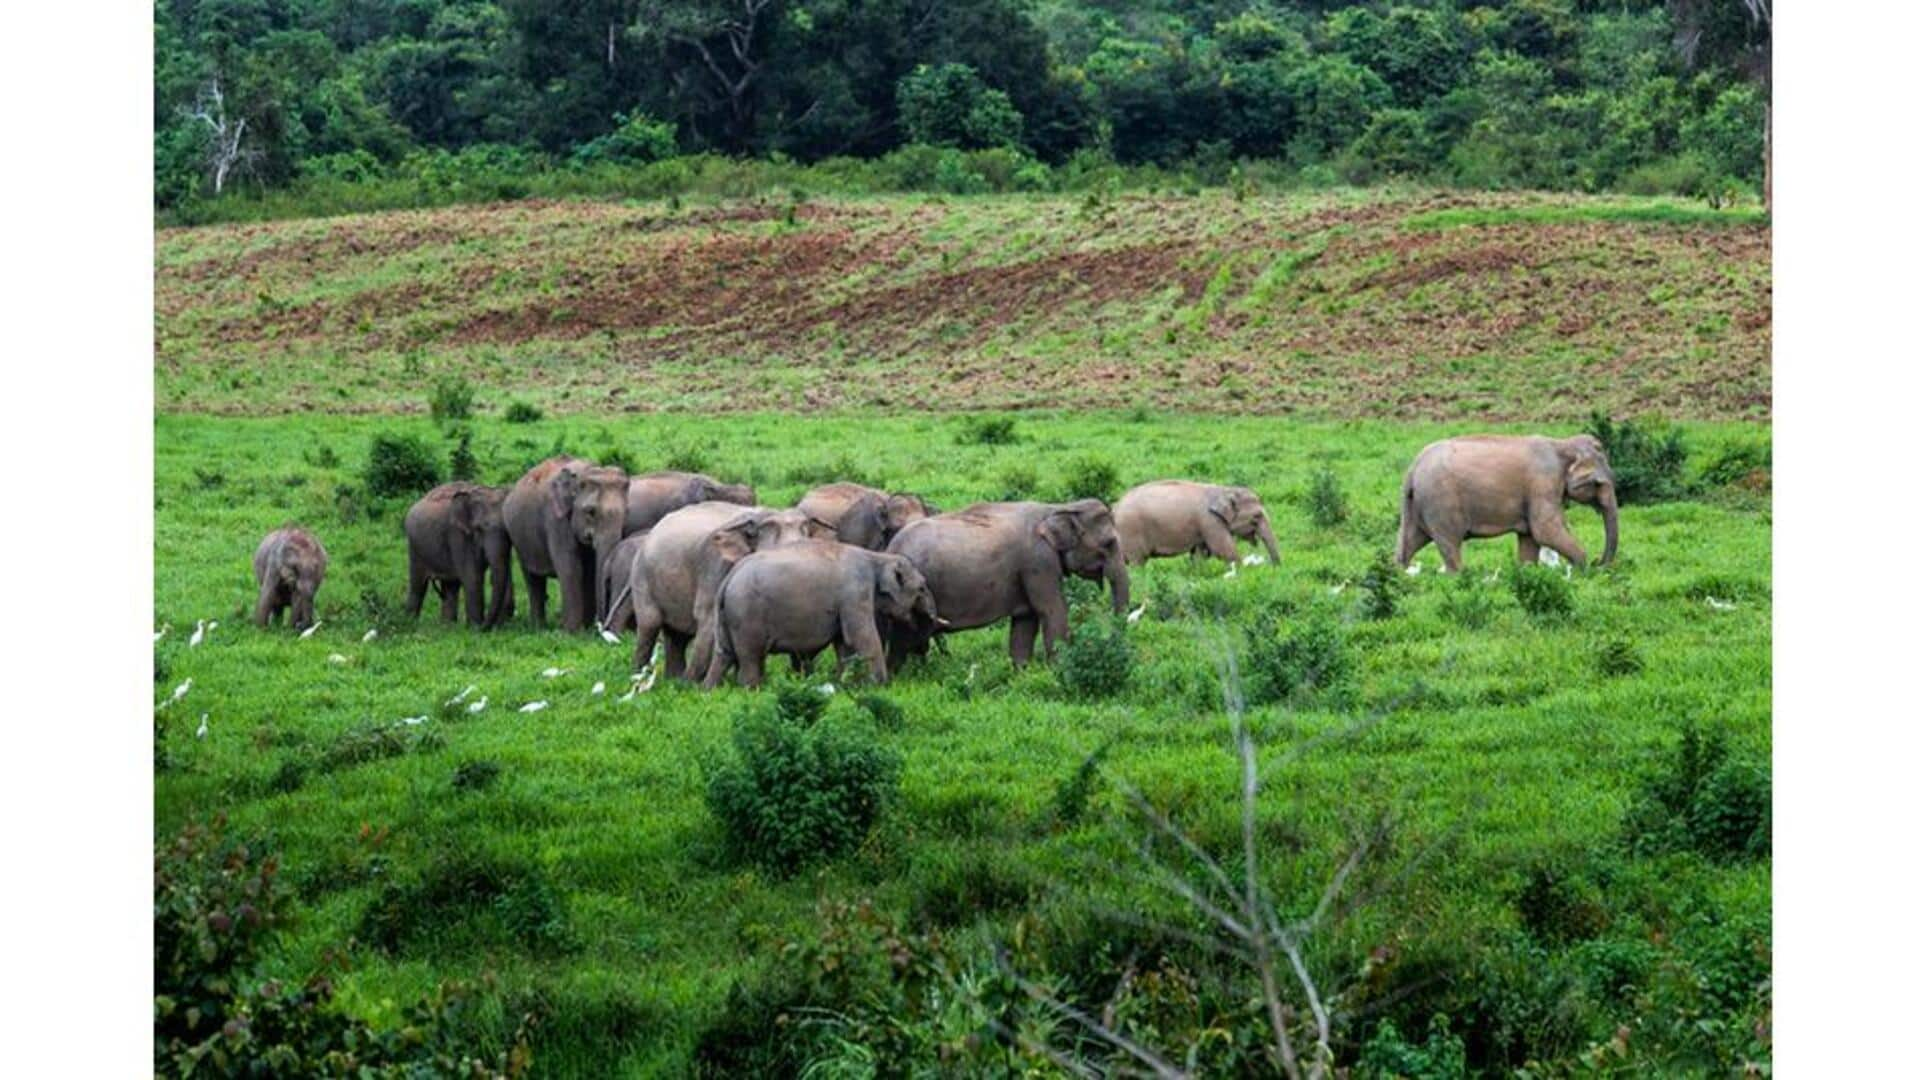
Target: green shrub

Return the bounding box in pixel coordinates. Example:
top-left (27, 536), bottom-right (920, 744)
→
top-left (363, 431), bottom-right (443, 499)
top-left (1513, 861), bottom-right (1610, 944)
top-left (1699, 439), bottom-right (1771, 491)
top-left (452, 759), bottom-right (503, 791)
top-left (705, 700), bottom-right (902, 875)
top-left (1055, 616), bottom-right (1133, 698)
top-left (154, 815), bottom-right (293, 1054)
top-left (1439, 573), bottom-right (1496, 628)
top-left (1624, 721), bottom-right (1770, 861)
top-left (996, 461), bottom-right (1039, 500)
top-left (358, 848), bottom-right (570, 954)
top-left (772, 680), bottom-right (832, 727)
top-left (570, 111), bottom-right (678, 166)
top-left (955, 414), bottom-right (1019, 446)
top-left (663, 440), bottom-right (714, 474)
top-left (429, 375), bottom-right (476, 422)
top-left (1511, 564), bottom-right (1573, 620)
top-left (855, 694), bottom-right (905, 732)
top-left (1244, 607), bottom-right (1350, 706)
top-left (1307, 467), bottom-right (1349, 527)
top-left (1359, 550), bottom-right (1409, 620)
top-left (1596, 635), bottom-right (1644, 676)
top-left (1585, 413), bottom-right (1689, 503)
top-left (503, 400), bottom-right (543, 424)
top-left (1057, 456), bottom-right (1120, 504)
top-left (317, 720), bottom-right (442, 773)
top-left (1358, 1015), bottom-right (1467, 1080)
top-left (447, 427), bottom-right (479, 480)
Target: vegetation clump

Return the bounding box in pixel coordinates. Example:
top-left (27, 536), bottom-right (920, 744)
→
top-left (429, 374), bottom-right (476, 422)
top-left (503, 400), bottom-right (543, 424)
top-left (1057, 455), bottom-right (1120, 504)
top-left (1586, 413), bottom-right (1689, 503)
top-left (363, 431), bottom-right (442, 499)
top-left (1624, 722), bottom-right (1770, 862)
top-left (1307, 467), bottom-right (1349, 528)
top-left (1055, 616), bottom-right (1133, 698)
top-left (955, 415), bottom-right (1019, 446)
top-left (1244, 607), bottom-right (1350, 707)
top-left (1512, 564), bottom-right (1574, 620)
top-left (1359, 549), bottom-right (1409, 620)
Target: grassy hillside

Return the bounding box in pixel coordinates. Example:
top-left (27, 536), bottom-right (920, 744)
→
top-left (155, 189), bottom-right (1770, 421)
top-left (153, 410), bottom-right (1770, 1075)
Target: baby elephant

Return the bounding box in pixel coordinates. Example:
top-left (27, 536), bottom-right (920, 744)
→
top-left (404, 483), bottom-right (514, 628)
top-left (1114, 480), bottom-right (1280, 567)
top-left (1398, 434), bottom-right (1619, 571)
top-left (703, 541), bottom-right (940, 689)
top-left (253, 526), bottom-right (328, 630)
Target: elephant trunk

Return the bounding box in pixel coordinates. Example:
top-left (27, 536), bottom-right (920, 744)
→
top-left (1105, 558), bottom-right (1131, 616)
top-left (1598, 488), bottom-right (1619, 566)
top-left (1255, 516), bottom-right (1281, 564)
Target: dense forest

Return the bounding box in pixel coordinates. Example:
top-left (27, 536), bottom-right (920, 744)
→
top-left (154, 0), bottom-right (1769, 212)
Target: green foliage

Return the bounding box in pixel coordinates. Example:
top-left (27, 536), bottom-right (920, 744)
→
top-left (571, 112), bottom-right (677, 167)
top-left (1586, 413), bottom-right (1690, 502)
top-left (1596, 635), bottom-right (1645, 677)
top-left (995, 461), bottom-right (1039, 501)
top-left (1699, 439), bottom-right (1771, 491)
top-left (1624, 722), bottom-right (1770, 861)
top-left (1439, 573), bottom-right (1496, 629)
top-left (705, 698), bottom-right (902, 875)
top-left (1244, 607), bottom-right (1350, 707)
top-left (452, 759), bottom-right (503, 792)
top-left (1055, 616), bottom-right (1133, 698)
top-left (429, 374), bottom-right (476, 422)
top-left (1307, 467), bottom-right (1349, 528)
top-left (358, 847), bottom-right (570, 954)
top-left (362, 431), bottom-right (442, 499)
top-left (897, 64), bottom-right (1025, 151)
top-left (503, 400), bottom-right (543, 424)
top-left (955, 414), bottom-right (1019, 446)
top-left (154, 815), bottom-right (293, 1053)
top-left (447, 427), bottom-right (479, 481)
top-left (1359, 550), bottom-right (1410, 620)
top-left (1052, 743), bottom-right (1111, 827)
top-left (1359, 1015), bottom-right (1468, 1080)
top-left (1057, 455), bottom-right (1120, 504)
top-left (1513, 861), bottom-right (1610, 944)
top-left (1511, 564), bottom-right (1574, 620)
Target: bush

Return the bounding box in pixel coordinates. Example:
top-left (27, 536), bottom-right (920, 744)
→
top-left (1595, 635), bottom-right (1644, 677)
top-left (995, 462), bottom-right (1039, 500)
top-left (503, 400), bottom-right (543, 424)
top-left (955, 414), bottom-right (1019, 446)
top-left (1623, 721), bottom-right (1770, 861)
top-left (452, 759), bottom-right (503, 791)
top-left (1307, 467), bottom-right (1349, 527)
top-left (154, 815), bottom-right (293, 1051)
top-left (705, 698), bottom-right (902, 875)
top-left (1699, 439), bottom-right (1771, 491)
top-left (447, 427), bottom-right (479, 481)
top-left (429, 375), bottom-right (476, 422)
top-left (1359, 550), bottom-right (1409, 620)
top-left (358, 848), bottom-right (570, 954)
top-left (1439, 573), bottom-right (1496, 628)
top-left (1359, 1015), bottom-right (1467, 1080)
top-left (1244, 607), bottom-right (1349, 706)
top-left (1513, 861), bottom-right (1610, 945)
top-left (1057, 456), bottom-right (1120, 504)
top-left (363, 431), bottom-right (442, 499)
top-left (1585, 413), bottom-right (1689, 503)
top-left (570, 111), bottom-right (678, 167)
top-left (896, 64), bottom-right (1025, 151)
top-left (1511, 564), bottom-right (1574, 620)
top-left (663, 440), bottom-right (714, 474)
top-left (1055, 616), bottom-right (1133, 698)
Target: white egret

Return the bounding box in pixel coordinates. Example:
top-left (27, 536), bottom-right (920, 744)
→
top-left (518, 700), bottom-right (549, 714)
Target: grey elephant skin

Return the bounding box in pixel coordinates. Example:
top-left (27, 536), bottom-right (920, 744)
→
top-left (624, 503), bottom-right (831, 679)
top-left (796, 482), bottom-right (936, 551)
top-left (503, 456), bottom-right (629, 631)
top-left (886, 499), bottom-right (1130, 667)
top-left (703, 541), bottom-right (939, 688)
top-left (253, 526), bottom-right (327, 630)
top-left (404, 483), bottom-right (514, 628)
top-left (598, 530), bottom-right (651, 632)
top-left (624, 471), bottom-right (756, 535)
top-left (1114, 480), bottom-right (1280, 567)
top-left (1397, 434), bottom-right (1620, 571)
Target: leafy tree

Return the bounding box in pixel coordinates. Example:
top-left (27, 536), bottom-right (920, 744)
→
top-left (1668, 0), bottom-right (1770, 207)
top-left (897, 63), bottom-right (1024, 151)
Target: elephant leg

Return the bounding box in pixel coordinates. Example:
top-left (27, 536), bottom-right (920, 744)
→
top-left (1009, 615), bottom-right (1040, 667)
top-left (1396, 514), bottom-right (1431, 567)
top-left (1516, 535), bottom-right (1541, 565)
top-left (1197, 517), bottom-right (1240, 564)
top-left (844, 616), bottom-right (889, 685)
top-left (663, 631), bottom-right (691, 680)
top-left (293, 589), bottom-right (316, 631)
top-left (439, 580), bottom-right (459, 622)
top-left (1528, 512), bottom-right (1589, 568)
top-left (406, 553), bottom-right (430, 619)
top-left (791, 652), bottom-right (813, 676)
top-left (462, 566), bottom-right (486, 626)
top-left (254, 580), bottom-right (279, 628)
top-left (729, 625), bottom-right (767, 689)
top-left (524, 568), bottom-right (549, 629)
top-left (1431, 534), bottom-right (1465, 574)
top-left (632, 606), bottom-right (663, 673)
top-left (558, 569), bottom-right (589, 633)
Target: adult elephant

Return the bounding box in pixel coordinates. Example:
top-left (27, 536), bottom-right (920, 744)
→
top-left (796, 483), bottom-right (936, 551)
top-left (404, 482), bottom-right (514, 628)
top-left (702, 542), bottom-right (941, 689)
top-left (624, 471), bottom-right (756, 535)
top-left (503, 456), bottom-right (630, 631)
top-left (622, 503), bottom-right (833, 679)
top-left (1397, 434), bottom-right (1619, 572)
top-left (1113, 480), bottom-right (1280, 567)
top-left (886, 500), bottom-right (1129, 668)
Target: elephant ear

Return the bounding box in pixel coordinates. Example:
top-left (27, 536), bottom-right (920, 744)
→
top-left (1564, 458), bottom-right (1600, 499)
top-left (1038, 509), bottom-right (1081, 552)
top-left (548, 467), bottom-right (581, 520)
top-left (1205, 487), bottom-right (1239, 525)
top-left (885, 494), bottom-right (924, 530)
top-left (804, 515), bottom-right (839, 541)
top-left (876, 557), bottom-right (913, 606)
top-left (713, 515), bottom-right (763, 553)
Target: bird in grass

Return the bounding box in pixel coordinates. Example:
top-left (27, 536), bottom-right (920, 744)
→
top-left (299, 620), bottom-right (323, 639)
top-left (619, 668), bottom-right (657, 701)
top-left (1242, 553), bottom-right (1268, 567)
top-left (1223, 564), bottom-right (1238, 579)
top-left (1705, 596), bottom-right (1736, 612)
top-left (188, 620), bottom-right (206, 647)
top-left (194, 714), bottom-right (209, 738)
top-left (467, 696), bottom-right (488, 714)
top-left (160, 678), bottom-right (192, 710)
top-left (1539, 549), bottom-right (1562, 568)
top-left (399, 715), bottom-right (427, 726)
top-left (518, 700), bottom-right (549, 714)
top-left (1329, 582), bottom-right (1348, 596)
top-left (153, 624), bottom-right (170, 644)
top-left (599, 628), bottom-right (621, 645)
top-left (445, 684), bottom-right (478, 707)
top-left (591, 681), bottom-right (606, 695)
top-left (1126, 603), bottom-right (1146, 625)
top-left (327, 653), bottom-right (349, 665)
top-left (1405, 563), bottom-right (1422, 577)
top-left (361, 628), bottom-right (378, 643)
top-left (540, 666), bottom-right (568, 679)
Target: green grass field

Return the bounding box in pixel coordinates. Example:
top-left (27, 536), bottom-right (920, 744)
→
top-left (155, 189), bottom-right (1770, 1075)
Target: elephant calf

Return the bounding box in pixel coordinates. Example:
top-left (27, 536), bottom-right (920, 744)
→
top-left (796, 483), bottom-right (937, 551)
top-left (253, 525), bottom-right (327, 631)
top-left (886, 500), bottom-right (1129, 668)
top-left (624, 471), bottom-right (757, 535)
top-left (1114, 480), bottom-right (1280, 567)
top-left (703, 541), bottom-right (939, 689)
top-left (598, 530), bottom-right (651, 632)
top-left (404, 483), bottom-right (514, 628)
top-left (1397, 434), bottom-right (1620, 572)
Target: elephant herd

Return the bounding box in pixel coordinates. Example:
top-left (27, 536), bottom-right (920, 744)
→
top-left (250, 433), bottom-right (1620, 688)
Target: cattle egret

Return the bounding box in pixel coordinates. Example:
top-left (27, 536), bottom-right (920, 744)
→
top-left (1126, 604), bottom-right (1146, 625)
top-left (591, 681), bottom-right (606, 695)
top-left (299, 621), bottom-right (323, 639)
top-left (1405, 563), bottom-right (1422, 577)
top-left (1539, 549), bottom-right (1562, 568)
top-left (1329, 582), bottom-right (1348, 596)
top-left (194, 714), bottom-right (209, 738)
top-left (400, 715), bottom-right (427, 726)
top-left (541, 667), bottom-right (568, 679)
top-left (361, 628), bottom-right (378, 643)
top-left (818, 683), bottom-right (837, 696)
top-left (153, 624), bottom-right (170, 643)
top-left (1243, 554), bottom-right (1268, 567)
top-left (1705, 596), bottom-right (1736, 612)
top-left (1223, 564), bottom-right (1238, 579)
top-left (445, 685), bottom-right (478, 706)
top-left (468, 696), bottom-right (488, 714)
top-left (160, 678), bottom-right (192, 709)
top-left (189, 619), bottom-right (206, 647)
top-left (599, 628), bottom-right (621, 645)
top-left (518, 700), bottom-right (549, 714)
top-left (327, 653), bottom-right (349, 665)
top-left (620, 667), bottom-right (657, 701)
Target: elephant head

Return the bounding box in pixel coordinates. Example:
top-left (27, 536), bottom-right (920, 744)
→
top-left (874, 553), bottom-right (941, 627)
top-left (1559, 436), bottom-right (1619, 565)
top-left (1038, 499), bottom-right (1131, 615)
top-left (452, 485), bottom-right (514, 625)
top-left (552, 463), bottom-right (630, 594)
top-left (885, 493), bottom-right (936, 534)
top-left (701, 477), bottom-right (758, 506)
top-left (1207, 486), bottom-right (1281, 563)
top-left (730, 507), bottom-right (837, 548)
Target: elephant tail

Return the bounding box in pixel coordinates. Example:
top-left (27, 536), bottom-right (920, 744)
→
top-left (704, 589), bottom-right (736, 688)
top-left (1395, 474), bottom-right (1422, 566)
